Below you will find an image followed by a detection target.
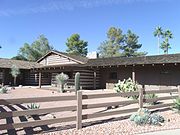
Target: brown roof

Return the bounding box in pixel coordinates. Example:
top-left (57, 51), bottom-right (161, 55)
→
top-left (0, 58), bottom-right (41, 69)
top-left (86, 53), bottom-right (180, 67)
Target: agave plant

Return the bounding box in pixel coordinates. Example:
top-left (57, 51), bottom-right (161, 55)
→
top-left (55, 73), bottom-right (69, 93)
top-left (145, 93), bottom-right (158, 105)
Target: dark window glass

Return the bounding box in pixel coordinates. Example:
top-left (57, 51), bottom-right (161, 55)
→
top-left (109, 72), bottom-right (117, 80)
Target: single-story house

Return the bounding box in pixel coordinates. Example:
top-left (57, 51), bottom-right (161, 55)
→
top-left (1, 50), bottom-right (180, 89)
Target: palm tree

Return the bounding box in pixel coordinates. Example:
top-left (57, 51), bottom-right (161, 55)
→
top-left (153, 26), bottom-right (163, 54)
top-left (161, 29), bottom-right (173, 54)
top-left (160, 38), bottom-right (171, 54)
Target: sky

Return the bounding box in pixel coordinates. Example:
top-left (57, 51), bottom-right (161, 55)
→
top-left (0, 0), bottom-right (180, 58)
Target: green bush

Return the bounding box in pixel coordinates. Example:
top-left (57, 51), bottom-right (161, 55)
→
top-left (114, 78), bottom-right (139, 99)
top-left (27, 103), bottom-right (40, 110)
top-left (172, 97), bottom-right (180, 113)
top-left (0, 87), bottom-right (8, 94)
top-left (130, 108), bottom-right (165, 125)
top-left (145, 93), bottom-right (158, 105)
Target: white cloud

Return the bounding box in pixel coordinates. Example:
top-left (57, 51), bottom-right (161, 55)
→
top-left (0, 0), bottom-right (167, 17)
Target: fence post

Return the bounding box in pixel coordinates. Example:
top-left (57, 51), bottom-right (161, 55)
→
top-left (178, 85), bottom-right (180, 98)
top-left (139, 85), bottom-right (144, 108)
top-left (76, 91), bottom-right (82, 129)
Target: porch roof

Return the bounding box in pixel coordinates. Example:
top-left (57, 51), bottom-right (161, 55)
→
top-left (0, 58), bottom-right (41, 69)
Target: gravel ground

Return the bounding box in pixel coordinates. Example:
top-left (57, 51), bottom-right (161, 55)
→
top-left (42, 110), bottom-right (180, 135)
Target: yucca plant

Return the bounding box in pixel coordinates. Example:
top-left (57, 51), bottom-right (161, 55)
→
top-left (172, 97), bottom-right (180, 113)
top-left (27, 103), bottom-right (40, 110)
top-left (11, 65), bottom-right (20, 86)
top-left (55, 73), bottom-right (69, 93)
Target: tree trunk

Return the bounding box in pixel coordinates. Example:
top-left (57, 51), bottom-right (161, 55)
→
top-left (14, 77), bottom-right (16, 86)
top-left (158, 37), bottom-right (160, 54)
top-left (59, 84), bottom-right (64, 93)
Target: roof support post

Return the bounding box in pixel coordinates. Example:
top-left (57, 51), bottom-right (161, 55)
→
top-left (1, 69), bottom-right (5, 86)
top-left (39, 72), bottom-right (42, 88)
top-left (93, 70), bottom-right (96, 90)
top-left (132, 67), bottom-right (135, 82)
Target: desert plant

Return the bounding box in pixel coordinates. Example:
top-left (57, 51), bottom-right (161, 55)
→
top-left (148, 113), bottom-right (165, 125)
top-left (11, 65), bottom-right (20, 86)
top-left (130, 108), bottom-right (165, 125)
top-left (75, 72), bottom-right (80, 94)
top-left (55, 73), bottom-right (69, 93)
top-left (114, 78), bottom-right (139, 99)
top-left (27, 103), bottom-right (40, 110)
top-left (0, 86), bottom-right (8, 94)
top-left (145, 93), bottom-right (158, 105)
top-left (172, 97), bottom-right (180, 113)
top-left (130, 108), bottom-right (150, 125)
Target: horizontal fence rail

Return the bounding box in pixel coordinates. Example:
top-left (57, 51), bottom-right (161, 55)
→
top-left (0, 85), bottom-right (180, 131)
top-left (0, 95), bottom-right (76, 105)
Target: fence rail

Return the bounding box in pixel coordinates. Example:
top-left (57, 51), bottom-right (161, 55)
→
top-left (0, 85), bottom-right (180, 131)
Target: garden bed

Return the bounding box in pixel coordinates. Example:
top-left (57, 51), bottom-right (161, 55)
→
top-left (42, 110), bottom-right (180, 135)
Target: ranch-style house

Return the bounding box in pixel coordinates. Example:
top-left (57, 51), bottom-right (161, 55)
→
top-left (1, 50), bottom-right (180, 89)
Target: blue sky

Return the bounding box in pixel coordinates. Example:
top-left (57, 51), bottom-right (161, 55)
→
top-left (0, 0), bottom-right (180, 58)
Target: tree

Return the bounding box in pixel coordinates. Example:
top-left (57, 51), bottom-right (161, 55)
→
top-left (98, 27), bottom-right (124, 58)
top-left (13, 35), bottom-right (53, 61)
top-left (66, 34), bottom-right (88, 56)
top-left (160, 29), bottom-right (173, 54)
top-left (160, 38), bottom-right (171, 54)
top-left (11, 65), bottom-right (20, 86)
top-left (153, 26), bottom-right (163, 54)
top-left (121, 30), bottom-right (146, 57)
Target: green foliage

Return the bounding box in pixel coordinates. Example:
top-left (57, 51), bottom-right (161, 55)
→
top-left (160, 30), bottom-right (173, 54)
top-left (98, 27), bottom-right (124, 58)
top-left (130, 108), bottom-right (165, 125)
top-left (13, 35), bottom-right (53, 61)
top-left (11, 65), bottom-right (20, 78)
top-left (75, 72), bottom-right (80, 93)
top-left (153, 26), bottom-right (163, 38)
top-left (66, 34), bottom-right (88, 56)
top-left (153, 26), bottom-right (173, 54)
top-left (172, 97), bottom-right (180, 113)
top-left (121, 30), bottom-right (146, 57)
top-left (11, 65), bottom-right (20, 86)
top-left (145, 93), bottom-right (158, 105)
top-left (27, 103), bottom-right (40, 110)
top-left (55, 73), bottom-right (69, 93)
top-left (114, 78), bottom-right (139, 99)
top-left (98, 27), bottom-right (145, 58)
top-left (0, 87), bottom-right (8, 94)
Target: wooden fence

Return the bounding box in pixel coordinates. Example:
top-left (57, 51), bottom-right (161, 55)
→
top-left (0, 86), bottom-right (180, 131)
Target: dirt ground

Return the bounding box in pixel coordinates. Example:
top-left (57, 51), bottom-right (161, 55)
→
top-left (0, 87), bottom-right (177, 135)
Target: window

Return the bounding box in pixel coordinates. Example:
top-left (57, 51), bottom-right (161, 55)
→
top-left (109, 72), bottom-right (117, 80)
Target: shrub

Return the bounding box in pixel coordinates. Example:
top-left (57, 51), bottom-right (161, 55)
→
top-left (130, 108), bottom-right (165, 125)
top-left (114, 78), bottom-right (139, 99)
top-left (27, 103), bottom-right (40, 110)
top-left (55, 73), bottom-right (69, 93)
top-left (0, 87), bottom-right (8, 94)
top-left (172, 97), bottom-right (180, 113)
top-left (130, 108), bottom-right (150, 125)
top-left (148, 113), bottom-right (165, 125)
top-left (145, 93), bottom-right (158, 105)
